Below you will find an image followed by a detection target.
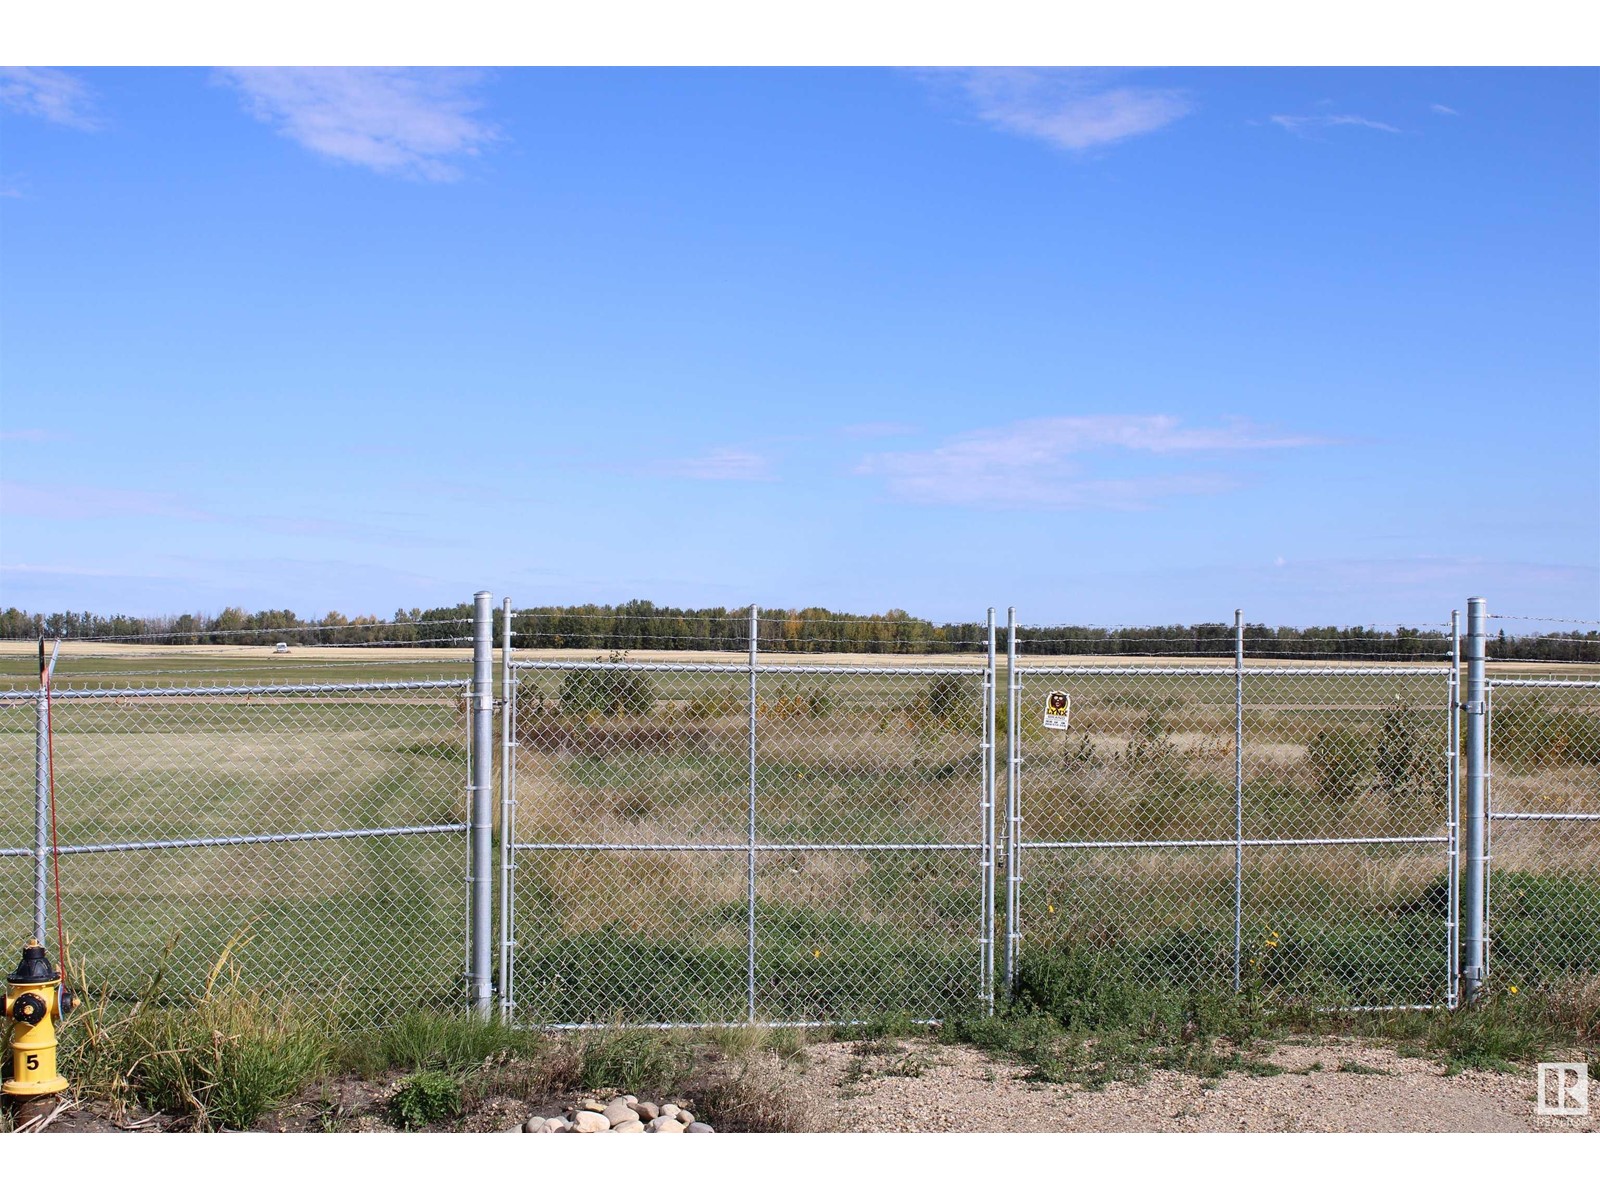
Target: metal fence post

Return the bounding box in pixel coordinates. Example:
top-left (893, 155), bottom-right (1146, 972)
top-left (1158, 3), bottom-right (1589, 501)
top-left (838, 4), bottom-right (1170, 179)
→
top-left (470, 591), bottom-right (494, 1012)
top-left (1233, 609), bottom-right (1244, 993)
top-left (35, 639), bottom-right (49, 943)
top-left (1462, 596), bottom-right (1488, 1002)
top-left (499, 597), bottom-right (515, 1019)
top-left (1004, 607), bottom-right (1020, 998)
top-left (747, 604), bottom-right (759, 1023)
top-left (1446, 608), bottom-right (1461, 1008)
top-left (981, 608), bottom-right (996, 1014)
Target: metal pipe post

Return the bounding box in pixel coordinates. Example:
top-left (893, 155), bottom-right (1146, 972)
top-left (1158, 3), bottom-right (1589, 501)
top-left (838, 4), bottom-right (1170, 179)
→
top-left (1462, 596), bottom-right (1488, 1002)
top-left (470, 591), bottom-right (494, 1012)
top-left (34, 638), bottom-right (48, 943)
top-left (499, 597), bottom-right (515, 1018)
top-left (747, 604), bottom-right (759, 1022)
top-left (981, 608), bottom-right (996, 1013)
top-left (1446, 608), bottom-right (1461, 1007)
top-left (1004, 607), bottom-right (1020, 997)
top-left (1233, 609), bottom-right (1244, 992)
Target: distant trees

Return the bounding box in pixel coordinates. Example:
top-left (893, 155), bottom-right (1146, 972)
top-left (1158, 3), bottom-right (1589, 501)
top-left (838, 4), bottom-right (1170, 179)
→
top-left (0, 600), bottom-right (1594, 662)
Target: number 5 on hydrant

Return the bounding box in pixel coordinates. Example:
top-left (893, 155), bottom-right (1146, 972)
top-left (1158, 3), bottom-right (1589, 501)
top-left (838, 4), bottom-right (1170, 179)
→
top-left (3, 939), bottom-right (78, 1099)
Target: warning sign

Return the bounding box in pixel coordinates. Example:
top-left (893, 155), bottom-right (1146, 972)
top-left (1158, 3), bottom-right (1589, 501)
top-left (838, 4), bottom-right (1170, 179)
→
top-left (1043, 691), bottom-right (1071, 731)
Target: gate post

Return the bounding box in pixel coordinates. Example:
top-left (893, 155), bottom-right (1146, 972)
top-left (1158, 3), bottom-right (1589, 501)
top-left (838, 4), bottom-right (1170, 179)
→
top-left (34, 639), bottom-right (49, 944)
top-left (747, 604), bottom-right (759, 1023)
top-left (499, 597), bottom-right (515, 1019)
top-left (981, 608), bottom-right (996, 1014)
top-left (1233, 609), bottom-right (1244, 993)
top-left (1004, 607), bottom-right (1020, 998)
top-left (1462, 596), bottom-right (1488, 1003)
top-left (470, 591), bottom-right (495, 1012)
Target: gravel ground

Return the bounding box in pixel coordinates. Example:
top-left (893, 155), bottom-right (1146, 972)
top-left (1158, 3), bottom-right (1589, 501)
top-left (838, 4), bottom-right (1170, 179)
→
top-left (787, 1037), bottom-right (1597, 1133)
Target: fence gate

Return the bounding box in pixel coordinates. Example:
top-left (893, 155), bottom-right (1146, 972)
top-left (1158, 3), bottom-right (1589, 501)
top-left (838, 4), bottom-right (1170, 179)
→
top-left (2, 679), bottom-right (472, 1019)
top-left (1485, 677), bottom-right (1600, 987)
top-left (502, 652), bottom-right (998, 1026)
top-left (1006, 638), bottom-right (1458, 1009)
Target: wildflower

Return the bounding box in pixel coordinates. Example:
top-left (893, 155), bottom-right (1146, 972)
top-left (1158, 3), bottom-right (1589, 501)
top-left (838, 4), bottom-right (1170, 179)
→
top-left (1047, 904), bottom-right (1056, 914)
top-left (812, 947), bottom-right (821, 958)
top-left (1508, 985), bottom-right (1518, 994)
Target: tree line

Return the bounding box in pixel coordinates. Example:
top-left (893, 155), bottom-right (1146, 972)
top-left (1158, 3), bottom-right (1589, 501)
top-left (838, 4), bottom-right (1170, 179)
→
top-left (1, 599), bottom-right (1595, 661)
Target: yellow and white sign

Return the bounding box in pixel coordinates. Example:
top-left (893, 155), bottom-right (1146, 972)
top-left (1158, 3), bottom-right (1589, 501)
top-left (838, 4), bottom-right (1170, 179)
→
top-left (1043, 691), bottom-right (1071, 731)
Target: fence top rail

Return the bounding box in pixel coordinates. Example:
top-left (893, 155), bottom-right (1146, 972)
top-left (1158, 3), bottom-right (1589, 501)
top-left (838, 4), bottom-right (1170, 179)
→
top-left (1013, 665), bottom-right (1451, 678)
top-left (0, 679), bottom-right (467, 701)
top-left (509, 660), bottom-right (985, 677)
top-left (1485, 677), bottom-right (1600, 690)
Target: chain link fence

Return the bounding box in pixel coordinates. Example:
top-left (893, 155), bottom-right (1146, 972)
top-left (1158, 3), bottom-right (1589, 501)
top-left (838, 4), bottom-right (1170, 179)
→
top-left (503, 660), bottom-right (993, 1025)
top-left (2, 680), bottom-right (470, 1020)
top-left (1486, 676), bottom-right (1600, 989)
top-left (6, 598), bottom-right (1594, 1029)
top-left (1009, 664), bottom-right (1455, 1009)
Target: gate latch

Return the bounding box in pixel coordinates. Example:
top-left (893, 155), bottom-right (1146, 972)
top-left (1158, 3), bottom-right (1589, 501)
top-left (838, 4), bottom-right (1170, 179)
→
top-left (1461, 700), bottom-right (1486, 715)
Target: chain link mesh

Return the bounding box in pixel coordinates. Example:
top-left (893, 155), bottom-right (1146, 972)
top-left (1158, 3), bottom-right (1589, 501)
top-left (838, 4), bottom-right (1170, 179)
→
top-left (1013, 667), bottom-right (1453, 1006)
top-left (506, 663), bottom-right (989, 1024)
top-left (1487, 678), bottom-right (1600, 985)
top-left (2, 682), bottom-right (469, 1020)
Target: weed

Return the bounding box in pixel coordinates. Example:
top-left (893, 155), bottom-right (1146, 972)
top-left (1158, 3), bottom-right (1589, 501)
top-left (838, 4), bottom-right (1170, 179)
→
top-left (338, 1009), bottom-right (545, 1077)
top-left (390, 1070), bottom-right (463, 1129)
top-left (577, 1028), bottom-right (691, 1095)
top-left (1336, 1060), bottom-right (1391, 1075)
top-left (64, 986), bottom-right (331, 1130)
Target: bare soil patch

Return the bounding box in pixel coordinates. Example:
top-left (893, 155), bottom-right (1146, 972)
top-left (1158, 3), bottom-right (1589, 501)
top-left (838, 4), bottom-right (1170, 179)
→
top-left (786, 1036), bottom-right (1597, 1133)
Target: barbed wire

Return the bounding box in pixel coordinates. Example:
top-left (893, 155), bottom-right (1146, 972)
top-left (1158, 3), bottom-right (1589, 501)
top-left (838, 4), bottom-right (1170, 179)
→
top-left (1488, 614), bottom-right (1600, 626)
top-left (61, 617), bottom-right (473, 643)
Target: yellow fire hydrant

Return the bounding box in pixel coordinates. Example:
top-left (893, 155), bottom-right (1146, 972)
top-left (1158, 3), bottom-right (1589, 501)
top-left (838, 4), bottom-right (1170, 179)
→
top-left (3, 939), bottom-right (77, 1100)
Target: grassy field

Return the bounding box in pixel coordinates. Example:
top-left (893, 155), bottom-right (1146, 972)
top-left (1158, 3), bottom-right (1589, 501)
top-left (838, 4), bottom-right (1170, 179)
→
top-left (1, 645), bottom-right (1595, 1026)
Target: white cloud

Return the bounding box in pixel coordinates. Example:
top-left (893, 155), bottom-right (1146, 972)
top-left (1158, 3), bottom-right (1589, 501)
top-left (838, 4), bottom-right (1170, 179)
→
top-left (1270, 113), bottom-right (1401, 136)
top-left (654, 448), bottom-right (774, 482)
top-left (856, 415), bottom-right (1324, 510)
top-left (217, 68), bottom-right (498, 181)
top-left (934, 68), bottom-right (1190, 151)
top-left (1430, 104), bottom-right (1459, 116)
top-left (0, 67), bottom-right (98, 130)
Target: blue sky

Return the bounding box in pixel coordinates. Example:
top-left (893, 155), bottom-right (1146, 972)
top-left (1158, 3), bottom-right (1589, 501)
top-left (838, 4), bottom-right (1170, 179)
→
top-left (1, 67), bottom-right (1596, 628)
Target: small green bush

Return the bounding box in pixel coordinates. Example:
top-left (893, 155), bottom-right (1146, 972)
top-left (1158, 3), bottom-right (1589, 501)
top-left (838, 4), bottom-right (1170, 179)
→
top-left (390, 1070), bottom-right (464, 1129)
top-left (560, 661), bottom-right (656, 716)
top-left (1307, 727), bottom-right (1369, 804)
top-left (922, 675), bottom-right (974, 724)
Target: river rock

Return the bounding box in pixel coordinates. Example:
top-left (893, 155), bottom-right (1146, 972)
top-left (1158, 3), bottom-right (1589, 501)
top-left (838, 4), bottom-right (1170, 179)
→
top-left (685, 1123), bottom-right (714, 1133)
top-left (633, 1102), bottom-right (659, 1121)
top-left (572, 1111), bottom-right (610, 1133)
top-left (612, 1119), bottom-right (645, 1133)
top-left (602, 1101), bottom-right (635, 1126)
top-left (648, 1116), bottom-right (684, 1132)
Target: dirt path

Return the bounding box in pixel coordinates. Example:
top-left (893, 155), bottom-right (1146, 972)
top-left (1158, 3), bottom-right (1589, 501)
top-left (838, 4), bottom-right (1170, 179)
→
top-left (787, 1037), bottom-right (1596, 1133)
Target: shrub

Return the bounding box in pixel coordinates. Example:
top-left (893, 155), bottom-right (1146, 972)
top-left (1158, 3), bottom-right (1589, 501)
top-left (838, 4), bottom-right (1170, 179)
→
top-left (559, 659), bottom-right (656, 717)
top-left (1375, 695), bottom-right (1443, 799)
top-left (390, 1070), bottom-right (464, 1129)
top-left (922, 675), bottom-right (974, 724)
top-left (1307, 727), bottom-right (1369, 805)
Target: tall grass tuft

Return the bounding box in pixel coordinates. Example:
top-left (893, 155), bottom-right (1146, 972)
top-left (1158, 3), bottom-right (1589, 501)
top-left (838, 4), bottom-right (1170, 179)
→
top-left (67, 987), bottom-right (331, 1130)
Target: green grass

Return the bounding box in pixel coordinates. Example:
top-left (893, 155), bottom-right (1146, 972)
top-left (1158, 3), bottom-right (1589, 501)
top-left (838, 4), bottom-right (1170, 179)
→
top-left (948, 939), bottom-right (1600, 1089)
